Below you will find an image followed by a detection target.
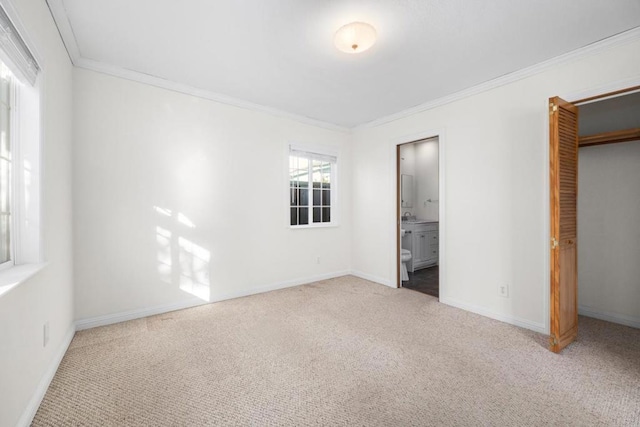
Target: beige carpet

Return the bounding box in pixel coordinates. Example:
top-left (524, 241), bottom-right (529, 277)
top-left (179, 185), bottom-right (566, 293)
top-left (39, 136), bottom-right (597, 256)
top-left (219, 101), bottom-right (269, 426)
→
top-left (33, 276), bottom-right (640, 426)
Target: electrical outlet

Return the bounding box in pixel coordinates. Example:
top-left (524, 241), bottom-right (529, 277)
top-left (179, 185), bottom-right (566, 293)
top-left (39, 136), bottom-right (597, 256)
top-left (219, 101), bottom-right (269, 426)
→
top-left (43, 321), bottom-right (49, 347)
top-left (498, 284), bottom-right (509, 298)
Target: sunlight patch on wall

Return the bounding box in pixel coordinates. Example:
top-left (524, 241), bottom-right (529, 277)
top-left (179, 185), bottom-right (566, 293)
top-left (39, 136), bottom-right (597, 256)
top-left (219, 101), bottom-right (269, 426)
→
top-left (155, 206), bottom-right (210, 301)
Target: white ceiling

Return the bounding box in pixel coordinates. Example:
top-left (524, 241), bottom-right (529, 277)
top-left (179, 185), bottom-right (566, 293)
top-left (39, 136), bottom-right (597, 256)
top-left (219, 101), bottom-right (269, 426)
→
top-left (50, 0), bottom-right (640, 128)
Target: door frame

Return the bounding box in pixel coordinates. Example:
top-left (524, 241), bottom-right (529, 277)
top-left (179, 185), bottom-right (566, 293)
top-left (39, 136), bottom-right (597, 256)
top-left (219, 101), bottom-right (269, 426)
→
top-left (390, 129), bottom-right (446, 295)
top-left (545, 78), bottom-right (640, 340)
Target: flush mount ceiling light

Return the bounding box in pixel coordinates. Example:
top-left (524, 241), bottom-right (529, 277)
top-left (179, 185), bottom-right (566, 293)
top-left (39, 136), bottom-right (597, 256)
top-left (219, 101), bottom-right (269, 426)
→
top-left (334, 22), bottom-right (377, 54)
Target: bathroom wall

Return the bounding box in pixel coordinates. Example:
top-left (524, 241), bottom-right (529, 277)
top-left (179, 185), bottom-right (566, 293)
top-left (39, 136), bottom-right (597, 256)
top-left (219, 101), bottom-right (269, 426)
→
top-left (414, 139), bottom-right (439, 221)
top-left (399, 143), bottom-right (416, 216)
top-left (73, 68), bottom-right (352, 322)
top-left (399, 138), bottom-right (439, 219)
top-left (577, 140), bottom-right (640, 328)
top-left (351, 36), bottom-right (640, 333)
top-left (0, 0), bottom-right (74, 426)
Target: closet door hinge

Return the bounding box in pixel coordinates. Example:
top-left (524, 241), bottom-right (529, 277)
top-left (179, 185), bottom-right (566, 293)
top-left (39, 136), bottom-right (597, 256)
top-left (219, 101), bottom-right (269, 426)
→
top-left (549, 103), bottom-right (558, 114)
top-left (550, 336), bottom-right (558, 347)
top-left (551, 237), bottom-right (559, 249)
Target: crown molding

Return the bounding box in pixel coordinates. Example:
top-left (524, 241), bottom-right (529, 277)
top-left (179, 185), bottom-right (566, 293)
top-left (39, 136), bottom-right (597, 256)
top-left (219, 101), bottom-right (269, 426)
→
top-left (45, 0), bottom-right (349, 133)
top-left (355, 25), bottom-right (640, 131)
top-left (44, 0), bottom-right (639, 133)
top-left (74, 57), bottom-right (350, 133)
top-left (45, 0), bottom-right (80, 64)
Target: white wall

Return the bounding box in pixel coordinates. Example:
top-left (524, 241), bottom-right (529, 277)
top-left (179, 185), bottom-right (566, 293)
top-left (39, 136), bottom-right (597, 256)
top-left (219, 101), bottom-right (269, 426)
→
top-left (351, 38), bottom-right (640, 332)
top-left (73, 69), bottom-right (351, 322)
top-left (399, 143), bottom-right (415, 215)
top-left (578, 140), bottom-right (640, 327)
top-left (414, 139), bottom-right (439, 221)
top-left (399, 139), bottom-right (439, 220)
top-left (0, 1), bottom-right (74, 426)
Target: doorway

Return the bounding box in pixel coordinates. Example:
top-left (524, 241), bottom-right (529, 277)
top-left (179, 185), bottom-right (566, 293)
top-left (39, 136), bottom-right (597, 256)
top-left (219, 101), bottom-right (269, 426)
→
top-left (548, 86), bottom-right (640, 353)
top-left (396, 137), bottom-right (440, 297)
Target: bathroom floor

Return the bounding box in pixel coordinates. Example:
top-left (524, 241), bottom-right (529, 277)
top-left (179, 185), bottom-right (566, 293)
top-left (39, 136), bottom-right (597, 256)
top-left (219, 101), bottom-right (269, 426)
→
top-left (403, 266), bottom-right (439, 298)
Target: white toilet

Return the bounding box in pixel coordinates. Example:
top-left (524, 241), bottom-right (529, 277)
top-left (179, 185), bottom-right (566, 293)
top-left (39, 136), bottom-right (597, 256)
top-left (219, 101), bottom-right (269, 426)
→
top-left (400, 229), bottom-right (412, 281)
top-left (401, 249), bottom-right (412, 281)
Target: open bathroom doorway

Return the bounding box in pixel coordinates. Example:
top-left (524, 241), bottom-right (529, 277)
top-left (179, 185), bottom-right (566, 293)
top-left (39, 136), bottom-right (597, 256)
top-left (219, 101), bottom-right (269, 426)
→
top-left (396, 136), bottom-right (441, 298)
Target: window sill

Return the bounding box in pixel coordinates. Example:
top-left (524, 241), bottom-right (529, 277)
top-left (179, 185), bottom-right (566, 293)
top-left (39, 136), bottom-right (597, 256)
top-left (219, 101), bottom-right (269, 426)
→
top-left (290, 223), bottom-right (340, 230)
top-left (0, 262), bottom-right (48, 298)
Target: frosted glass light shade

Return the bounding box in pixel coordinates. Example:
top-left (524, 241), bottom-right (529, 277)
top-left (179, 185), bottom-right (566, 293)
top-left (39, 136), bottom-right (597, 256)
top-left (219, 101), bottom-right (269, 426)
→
top-left (334, 22), bottom-right (377, 54)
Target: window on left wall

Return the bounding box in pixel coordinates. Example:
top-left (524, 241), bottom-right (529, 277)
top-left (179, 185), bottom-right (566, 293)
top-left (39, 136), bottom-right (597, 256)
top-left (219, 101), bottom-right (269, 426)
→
top-left (0, 4), bottom-right (42, 284)
top-left (0, 63), bottom-right (12, 268)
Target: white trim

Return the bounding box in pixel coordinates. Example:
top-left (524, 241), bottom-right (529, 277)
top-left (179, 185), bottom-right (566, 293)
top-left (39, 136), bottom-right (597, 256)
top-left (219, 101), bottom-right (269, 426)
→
top-left (44, 0), bottom-right (640, 130)
top-left (0, 262), bottom-right (47, 297)
top-left (440, 296), bottom-right (547, 334)
top-left (350, 270), bottom-right (392, 287)
top-left (563, 75), bottom-right (640, 104)
top-left (356, 26), bottom-right (640, 130)
top-left (542, 97), bottom-right (551, 335)
top-left (44, 0), bottom-right (80, 64)
top-left (76, 270), bottom-right (351, 330)
top-left (46, 0), bottom-right (348, 132)
top-left (0, 0), bottom-right (45, 70)
top-left (75, 297), bottom-right (206, 331)
top-left (578, 305), bottom-right (640, 329)
top-left (75, 57), bottom-right (349, 134)
top-left (16, 324), bottom-right (75, 427)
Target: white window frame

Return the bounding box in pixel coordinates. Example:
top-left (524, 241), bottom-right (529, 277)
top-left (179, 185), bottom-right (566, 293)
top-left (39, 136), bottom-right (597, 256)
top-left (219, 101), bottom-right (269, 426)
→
top-left (288, 143), bottom-right (339, 229)
top-left (0, 69), bottom-right (15, 271)
top-left (0, 0), bottom-right (44, 297)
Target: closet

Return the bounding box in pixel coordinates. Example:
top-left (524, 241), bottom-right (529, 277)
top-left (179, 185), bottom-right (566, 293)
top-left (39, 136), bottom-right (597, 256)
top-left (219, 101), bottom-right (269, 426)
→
top-left (549, 88), bottom-right (640, 353)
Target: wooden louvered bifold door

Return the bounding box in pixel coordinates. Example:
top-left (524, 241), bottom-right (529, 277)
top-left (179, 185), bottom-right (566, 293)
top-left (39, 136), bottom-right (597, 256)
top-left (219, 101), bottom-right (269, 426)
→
top-left (549, 96), bottom-right (579, 353)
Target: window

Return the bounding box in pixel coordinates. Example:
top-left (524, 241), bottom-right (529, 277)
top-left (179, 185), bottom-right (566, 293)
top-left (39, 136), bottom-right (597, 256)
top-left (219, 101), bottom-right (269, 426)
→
top-left (289, 145), bottom-right (337, 227)
top-left (0, 64), bottom-right (11, 267)
top-left (0, 3), bottom-right (42, 283)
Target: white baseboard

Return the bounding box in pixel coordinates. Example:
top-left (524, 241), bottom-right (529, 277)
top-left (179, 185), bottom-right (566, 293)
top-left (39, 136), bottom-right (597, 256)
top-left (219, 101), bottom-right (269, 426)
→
top-left (207, 270), bottom-right (352, 303)
top-left (350, 270), bottom-right (393, 288)
top-left (440, 296), bottom-right (547, 334)
top-left (75, 270), bottom-right (352, 331)
top-left (578, 305), bottom-right (640, 329)
top-left (75, 297), bottom-right (206, 330)
top-left (16, 324), bottom-right (75, 427)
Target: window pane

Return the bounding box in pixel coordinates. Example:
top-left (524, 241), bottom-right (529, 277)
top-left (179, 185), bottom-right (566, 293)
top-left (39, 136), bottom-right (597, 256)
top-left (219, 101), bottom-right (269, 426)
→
top-left (313, 207), bottom-right (321, 223)
top-left (0, 158), bottom-right (9, 212)
top-left (0, 77), bottom-right (9, 105)
top-left (313, 189), bottom-right (321, 206)
top-left (300, 187), bottom-right (308, 206)
top-left (312, 160), bottom-right (322, 184)
top-left (290, 208), bottom-right (298, 226)
top-left (290, 188), bottom-right (298, 206)
top-left (0, 213), bottom-right (8, 263)
top-left (0, 104), bottom-right (9, 160)
top-left (298, 157), bottom-right (308, 170)
top-left (299, 207), bottom-right (308, 225)
top-left (298, 168), bottom-right (308, 184)
top-left (322, 208), bottom-right (331, 223)
top-left (322, 190), bottom-right (330, 206)
top-left (289, 156), bottom-right (297, 186)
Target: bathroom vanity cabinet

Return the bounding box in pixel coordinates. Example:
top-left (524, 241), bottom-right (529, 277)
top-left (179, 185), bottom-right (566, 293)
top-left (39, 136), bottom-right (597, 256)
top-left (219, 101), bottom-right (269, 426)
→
top-left (402, 222), bottom-right (438, 272)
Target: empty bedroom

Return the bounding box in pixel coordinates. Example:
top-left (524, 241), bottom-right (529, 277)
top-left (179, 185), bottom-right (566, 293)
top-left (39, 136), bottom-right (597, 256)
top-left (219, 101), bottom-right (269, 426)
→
top-left (1, 0), bottom-right (639, 426)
